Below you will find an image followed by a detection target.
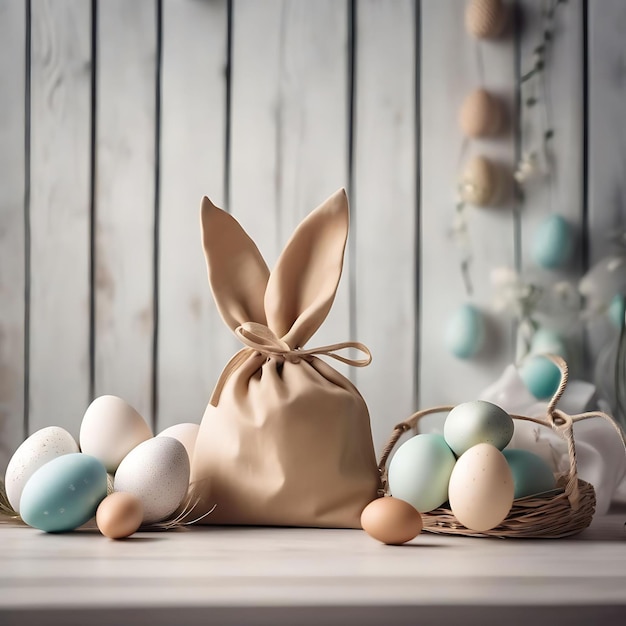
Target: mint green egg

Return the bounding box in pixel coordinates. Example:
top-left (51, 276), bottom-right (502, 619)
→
top-left (530, 327), bottom-right (568, 360)
top-left (519, 355), bottom-right (561, 400)
top-left (445, 304), bottom-right (485, 359)
top-left (443, 400), bottom-right (513, 456)
top-left (531, 214), bottom-right (573, 269)
top-left (609, 294), bottom-right (625, 330)
top-left (388, 434), bottom-right (456, 512)
top-left (20, 453), bottom-right (107, 533)
top-left (502, 449), bottom-right (556, 499)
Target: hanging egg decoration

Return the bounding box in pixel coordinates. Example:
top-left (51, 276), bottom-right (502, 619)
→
top-left (460, 156), bottom-right (498, 207)
top-left (531, 214), bottom-right (574, 269)
top-left (519, 355), bottom-right (561, 400)
top-left (445, 303), bottom-right (486, 359)
top-left (529, 327), bottom-right (568, 360)
top-left (465, 0), bottom-right (507, 39)
top-left (608, 293), bottom-right (625, 330)
top-left (459, 89), bottom-right (502, 138)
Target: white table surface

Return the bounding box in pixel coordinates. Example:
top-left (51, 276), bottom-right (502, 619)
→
top-left (1, 509), bottom-right (625, 626)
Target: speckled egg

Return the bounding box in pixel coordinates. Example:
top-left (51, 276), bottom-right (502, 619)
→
top-left (519, 355), bottom-right (561, 400)
top-left (360, 497), bottom-right (423, 545)
top-left (531, 214), bottom-right (573, 269)
top-left (4, 426), bottom-right (79, 513)
top-left (114, 436), bottom-right (190, 524)
top-left (459, 89), bottom-right (502, 138)
top-left (460, 156), bottom-right (498, 206)
top-left (20, 453), bottom-right (107, 533)
top-left (444, 400), bottom-right (513, 456)
top-left (157, 422), bottom-right (199, 463)
top-left (445, 304), bottom-right (485, 359)
top-left (502, 448), bottom-right (556, 499)
top-left (388, 434), bottom-right (456, 512)
top-left (465, 0), bottom-right (507, 39)
top-left (80, 395), bottom-right (153, 473)
top-left (448, 443), bottom-right (514, 531)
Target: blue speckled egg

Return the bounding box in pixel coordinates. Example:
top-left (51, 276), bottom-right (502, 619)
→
top-left (519, 355), bottom-right (561, 400)
top-left (531, 214), bottom-right (573, 269)
top-left (609, 294), bottom-right (625, 330)
top-left (388, 434), bottom-right (456, 512)
top-left (20, 453), bottom-right (107, 533)
top-left (444, 304), bottom-right (485, 359)
top-left (529, 327), bottom-right (568, 360)
top-left (502, 448), bottom-right (556, 499)
top-left (444, 400), bottom-right (513, 456)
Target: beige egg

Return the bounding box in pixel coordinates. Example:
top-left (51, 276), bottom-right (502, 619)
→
top-left (465, 0), bottom-right (506, 39)
top-left (360, 497), bottom-right (423, 545)
top-left (157, 423), bottom-right (199, 463)
top-left (449, 443), bottom-right (514, 532)
top-left (96, 492), bottom-right (144, 539)
top-left (460, 156), bottom-right (498, 206)
top-left (459, 89), bottom-right (502, 138)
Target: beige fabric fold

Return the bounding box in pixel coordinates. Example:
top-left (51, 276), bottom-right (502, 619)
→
top-left (190, 189), bottom-right (381, 528)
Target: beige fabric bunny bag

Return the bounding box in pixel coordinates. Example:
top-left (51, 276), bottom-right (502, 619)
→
top-left (189, 188), bottom-right (381, 528)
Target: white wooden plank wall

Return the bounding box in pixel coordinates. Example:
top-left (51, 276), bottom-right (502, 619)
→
top-left (0, 0), bottom-right (26, 468)
top-left (353, 0), bottom-right (417, 452)
top-left (29, 0), bottom-right (91, 439)
top-left (94, 0), bottom-right (157, 424)
top-left (1, 0), bottom-right (625, 472)
top-left (157, 0), bottom-right (233, 432)
top-left (419, 2), bottom-right (516, 418)
top-left (587, 0), bottom-right (626, 379)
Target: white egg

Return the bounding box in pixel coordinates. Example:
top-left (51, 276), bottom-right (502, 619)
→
top-left (460, 156), bottom-right (498, 206)
top-left (4, 426), bottom-right (79, 512)
top-left (80, 395), bottom-right (153, 473)
top-left (157, 423), bottom-right (199, 463)
top-left (114, 436), bottom-right (190, 524)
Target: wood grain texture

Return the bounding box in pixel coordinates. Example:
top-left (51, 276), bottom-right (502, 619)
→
top-left (0, 1), bottom-right (26, 471)
top-left (352, 0), bottom-right (417, 454)
top-left (0, 513), bottom-right (625, 626)
top-left (229, 0), bottom-right (351, 369)
top-left (157, 0), bottom-right (234, 432)
top-left (586, 0), bottom-right (626, 381)
top-left (29, 0), bottom-right (91, 439)
top-left (419, 1), bottom-right (517, 415)
top-left (518, 0), bottom-right (584, 372)
top-left (94, 0), bottom-right (157, 423)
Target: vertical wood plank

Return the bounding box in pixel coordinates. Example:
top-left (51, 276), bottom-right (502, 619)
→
top-left (157, 0), bottom-right (232, 432)
top-left (419, 1), bottom-right (517, 411)
top-left (0, 1), bottom-right (26, 469)
top-left (95, 0), bottom-right (157, 422)
top-left (29, 0), bottom-right (91, 439)
top-left (587, 0), bottom-right (626, 375)
top-left (229, 0), bottom-right (350, 362)
top-left (518, 0), bottom-right (584, 369)
top-left (353, 0), bottom-right (417, 453)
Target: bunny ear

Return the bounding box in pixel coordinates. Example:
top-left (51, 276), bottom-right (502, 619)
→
top-left (200, 197), bottom-right (269, 331)
top-left (265, 188), bottom-right (349, 347)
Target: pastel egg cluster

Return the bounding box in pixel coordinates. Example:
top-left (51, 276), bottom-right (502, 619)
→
top-left (4, 396), bottom-right (199, 539)
top-left (384, 400), bottom-right (556, 534)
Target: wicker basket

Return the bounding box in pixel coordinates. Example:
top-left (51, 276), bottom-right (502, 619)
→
top-left (378, 355), bottom-right (626, 539)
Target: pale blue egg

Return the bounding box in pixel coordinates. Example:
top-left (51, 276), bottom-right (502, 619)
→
top-left (388, 434), bottom-right (456, 512)
top-left (20, 453), bottom-right (107, 533)
top-left (519, 355), bottom-right (561, 400)
top-left (529, 327), bottom-right (568, 360)
top-left (609, 294), bottom-right (625, 330)
top-left (502, 449), bottom-right (556, 499)
top-left (444, 304), bottom-right (485, 359)
top-left (531, 214), bottom-right (573, 269)
top-left (443, 400), bottom-right (513, 456)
